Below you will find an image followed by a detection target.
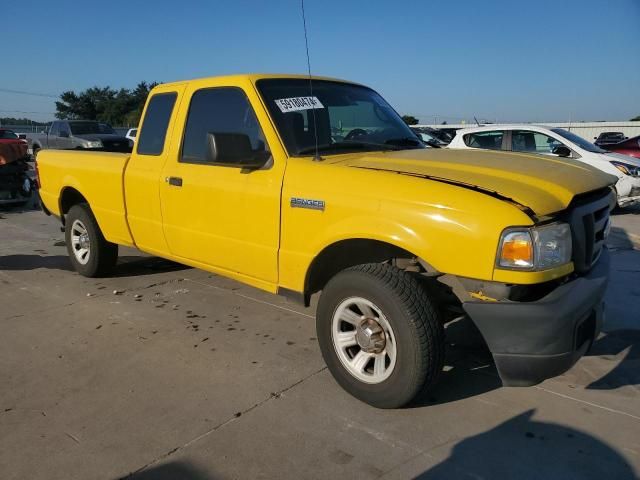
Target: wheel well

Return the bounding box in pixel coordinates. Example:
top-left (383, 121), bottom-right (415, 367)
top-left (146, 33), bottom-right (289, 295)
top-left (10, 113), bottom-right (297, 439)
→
top-left (59, 187), bottom-right (88, 219)
top-left (305, 239), bottom-right (417, 299)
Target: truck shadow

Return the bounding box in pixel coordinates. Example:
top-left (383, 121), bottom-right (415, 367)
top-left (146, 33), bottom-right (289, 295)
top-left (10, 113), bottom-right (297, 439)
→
top-left (409, 317), bottom-right (502, 408)
top-left (113, 257), bottom-right (191, 278)
top-left (586, 329), bottom-right (640, 391)
top-left (118, 461), bottom-right (214, 480)
top-left (416, 410), bottom-right (635, 479)
top-left (0, 254), bottom-right (189, 277)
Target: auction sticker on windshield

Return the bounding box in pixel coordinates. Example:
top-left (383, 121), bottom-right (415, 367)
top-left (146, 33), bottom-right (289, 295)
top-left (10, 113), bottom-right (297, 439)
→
top-left (275, 96), bottom-right (324, 113)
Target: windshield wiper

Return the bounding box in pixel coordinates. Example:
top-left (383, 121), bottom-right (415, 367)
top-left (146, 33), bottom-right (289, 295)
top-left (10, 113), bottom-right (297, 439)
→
top-left (297, 141), bottom-right (401, 155)
top-left (384, 137), bottom-right (424, 148)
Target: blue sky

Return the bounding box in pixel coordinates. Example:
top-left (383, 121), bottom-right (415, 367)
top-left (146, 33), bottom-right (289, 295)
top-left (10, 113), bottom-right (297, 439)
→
top-left (3, 0), bottom-right (639, 123)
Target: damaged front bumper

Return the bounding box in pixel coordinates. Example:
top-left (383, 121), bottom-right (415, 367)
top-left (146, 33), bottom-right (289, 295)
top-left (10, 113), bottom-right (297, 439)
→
top-left (461, 249), bottom-right (609, 386)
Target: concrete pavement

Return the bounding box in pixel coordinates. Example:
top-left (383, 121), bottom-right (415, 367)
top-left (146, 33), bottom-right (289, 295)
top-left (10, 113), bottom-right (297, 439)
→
top-left (0, 202), bottom-right (639, 479)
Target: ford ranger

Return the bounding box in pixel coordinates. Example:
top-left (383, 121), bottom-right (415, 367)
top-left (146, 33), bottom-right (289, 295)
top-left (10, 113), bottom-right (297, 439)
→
top-left (37, 74), bottom-right (616, 408)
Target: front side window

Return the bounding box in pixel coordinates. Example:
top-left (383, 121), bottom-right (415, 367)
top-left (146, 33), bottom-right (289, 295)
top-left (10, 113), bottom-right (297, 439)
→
top-left (511, 130), bottom-right (563, 154)
top-left (49, 122), bottom-right (59, 136)
top-left (551, 128), bottom-right (607, 154)
top-left (68, 122), bottom-right (102, 135)
top-left (463, 131), bottom-right (504, 150)
top-left (181, 87), bottom-right (268, 165)
top-left (136, 92), bottom-right (177, 156)
top-left (257, 79), bottom-right (423, 156)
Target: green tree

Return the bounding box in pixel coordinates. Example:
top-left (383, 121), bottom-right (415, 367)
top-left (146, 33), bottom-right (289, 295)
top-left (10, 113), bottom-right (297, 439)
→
top-left (55, 82), bottom-right (159, 126)
top-left (401, 115), bottom-right (419, 125)
top-left (631, 115), bottom-right (640, 121)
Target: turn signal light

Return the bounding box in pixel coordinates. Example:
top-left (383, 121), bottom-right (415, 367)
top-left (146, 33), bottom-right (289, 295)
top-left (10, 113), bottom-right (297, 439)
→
top-left (499, 232), bottom-right (533, 268)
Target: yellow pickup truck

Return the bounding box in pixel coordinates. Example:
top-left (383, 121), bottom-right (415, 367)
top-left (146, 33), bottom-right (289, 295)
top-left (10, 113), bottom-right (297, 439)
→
top-left (38, 74), bottom-right (615, 408)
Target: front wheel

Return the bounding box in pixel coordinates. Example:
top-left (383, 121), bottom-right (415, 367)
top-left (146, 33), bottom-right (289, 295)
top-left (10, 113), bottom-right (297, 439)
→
top-left (65, 204), bottom-right (118, 277)
top-left (317, 263), bottom-right (445, 408)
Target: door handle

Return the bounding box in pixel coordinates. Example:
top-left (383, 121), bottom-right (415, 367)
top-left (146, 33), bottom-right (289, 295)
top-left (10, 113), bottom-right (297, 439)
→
top-left (165, 176), bottom-right (183, 187)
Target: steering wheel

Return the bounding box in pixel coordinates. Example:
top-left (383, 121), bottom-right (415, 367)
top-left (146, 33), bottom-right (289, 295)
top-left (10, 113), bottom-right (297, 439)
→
top-left (344, 128), bottom-right (368, 141)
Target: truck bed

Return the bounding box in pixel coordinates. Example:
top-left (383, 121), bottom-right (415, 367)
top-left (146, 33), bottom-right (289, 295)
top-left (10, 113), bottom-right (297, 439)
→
top-left (38, 150), bottom-right (134, 246)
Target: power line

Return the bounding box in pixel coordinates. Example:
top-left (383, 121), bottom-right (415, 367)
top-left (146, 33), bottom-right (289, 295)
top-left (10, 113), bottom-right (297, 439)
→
top-left (0, 88), bottom-right (59, 99)
top-left (0, 109), bottom-right (56, 115)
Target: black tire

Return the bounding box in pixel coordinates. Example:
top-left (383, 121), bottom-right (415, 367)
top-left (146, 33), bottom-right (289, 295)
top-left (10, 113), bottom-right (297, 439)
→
top-left (316, 263), bottom-right (445, 409)
top-left (65, 203), bottom-right (118, 277)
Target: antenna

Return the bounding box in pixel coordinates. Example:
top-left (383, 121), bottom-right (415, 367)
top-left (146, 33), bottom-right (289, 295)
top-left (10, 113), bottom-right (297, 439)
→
top-left (301, 0), bottom-right (321, 161)
top-left (473, 116), bottom-right (480, 126)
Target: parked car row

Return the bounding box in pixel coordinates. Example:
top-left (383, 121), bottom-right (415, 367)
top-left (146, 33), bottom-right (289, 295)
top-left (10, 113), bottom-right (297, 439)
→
top-left (447, 125), bottom-right (640, 207)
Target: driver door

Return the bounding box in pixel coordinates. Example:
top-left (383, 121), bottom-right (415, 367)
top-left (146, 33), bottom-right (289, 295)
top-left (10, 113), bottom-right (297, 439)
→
top-left (160, 85), bottom-right (285, 287)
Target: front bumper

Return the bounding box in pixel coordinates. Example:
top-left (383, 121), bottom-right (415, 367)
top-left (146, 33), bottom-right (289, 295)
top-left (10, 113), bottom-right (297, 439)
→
top-left (463, 249), bottom-right (609, 386)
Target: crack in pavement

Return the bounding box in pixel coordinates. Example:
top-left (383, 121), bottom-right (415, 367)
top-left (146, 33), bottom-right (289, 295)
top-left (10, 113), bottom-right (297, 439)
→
top-left (119, 365), bottom-right (328, 479)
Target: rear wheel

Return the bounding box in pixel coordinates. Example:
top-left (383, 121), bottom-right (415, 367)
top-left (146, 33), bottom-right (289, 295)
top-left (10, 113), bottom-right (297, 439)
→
top-left (317, 263), bottom-right (445, 408)
top-left (65, 204), bottom-right (118, 277)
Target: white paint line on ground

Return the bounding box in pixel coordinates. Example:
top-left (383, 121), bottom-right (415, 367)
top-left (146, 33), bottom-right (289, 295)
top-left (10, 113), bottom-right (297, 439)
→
top-left (534, 385), bottom-right (640, 422)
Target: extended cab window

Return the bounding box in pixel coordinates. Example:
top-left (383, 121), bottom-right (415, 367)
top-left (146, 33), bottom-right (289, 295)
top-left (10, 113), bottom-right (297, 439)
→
top-left (464, 131), bottom-right (504, 150)
top-left (136, 93), bottom-right (177, 156)
top-left (181, 88), bottom-right (268, 165)
top-left (511, 130), bottom-right (562, 154)
top-left (49, 122), bottom-right (59, 136)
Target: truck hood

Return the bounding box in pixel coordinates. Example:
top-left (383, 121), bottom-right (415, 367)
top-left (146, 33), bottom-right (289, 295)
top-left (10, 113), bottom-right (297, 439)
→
top-left (334, 148), bottom-right (616, 216)
top-left (75, 133), bottom-right (129, 142)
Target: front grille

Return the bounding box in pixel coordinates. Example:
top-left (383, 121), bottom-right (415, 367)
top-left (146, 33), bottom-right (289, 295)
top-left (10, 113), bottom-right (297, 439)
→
top-left (566, 188), bottom-right (615, 274)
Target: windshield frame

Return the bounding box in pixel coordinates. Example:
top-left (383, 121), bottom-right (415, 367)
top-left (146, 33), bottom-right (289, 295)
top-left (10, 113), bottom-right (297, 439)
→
top-left (256, 78), bottom-right (424, 157)
top-left (551, 128), bottom-right (607, 154)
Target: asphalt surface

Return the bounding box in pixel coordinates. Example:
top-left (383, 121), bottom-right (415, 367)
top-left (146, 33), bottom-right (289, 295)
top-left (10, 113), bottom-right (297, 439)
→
top-left (1, 198), bottom-right (639, 480)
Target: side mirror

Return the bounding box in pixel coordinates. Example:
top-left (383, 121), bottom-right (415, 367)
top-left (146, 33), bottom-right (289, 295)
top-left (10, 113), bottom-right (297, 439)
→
top-left (552, 145), bottom-right (572, 157)
top-left (59, 130), bottom-right (69, 138)
top-left (17, 134), bottom-right (27, 140)
top-left (206, 132), bottom-right (269, 169)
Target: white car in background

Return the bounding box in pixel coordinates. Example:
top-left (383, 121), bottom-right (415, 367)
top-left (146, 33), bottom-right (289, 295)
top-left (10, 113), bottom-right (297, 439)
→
top-left (448, 125), bottom-right (640, 207)
top-left (125, 128), bottom-right (137, 144)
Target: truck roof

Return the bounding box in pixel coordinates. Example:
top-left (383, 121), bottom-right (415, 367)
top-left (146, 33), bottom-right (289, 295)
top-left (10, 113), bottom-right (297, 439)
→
top-left (155, 73), bottom-right (361, 90)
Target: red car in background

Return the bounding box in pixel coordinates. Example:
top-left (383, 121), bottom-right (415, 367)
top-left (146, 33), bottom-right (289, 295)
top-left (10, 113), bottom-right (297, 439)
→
top-left (604, 135), bottom-right (640, 159)
top-left (0, 128), bottom-right (35, 206)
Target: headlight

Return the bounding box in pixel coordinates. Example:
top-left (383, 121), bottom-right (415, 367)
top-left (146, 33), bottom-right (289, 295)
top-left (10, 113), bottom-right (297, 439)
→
top-left (87, 140), bottom-right (103, 148)
top-left (611, 161), bottom-right (639, 177)
top-left (497, 223), bottom-right (572, 270)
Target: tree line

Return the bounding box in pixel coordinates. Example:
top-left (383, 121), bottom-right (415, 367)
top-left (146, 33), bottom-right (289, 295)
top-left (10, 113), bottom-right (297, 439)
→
top-left (0, 117), bottom-right (49, 126)
top-left (54, 82), bottom-right (158, 127)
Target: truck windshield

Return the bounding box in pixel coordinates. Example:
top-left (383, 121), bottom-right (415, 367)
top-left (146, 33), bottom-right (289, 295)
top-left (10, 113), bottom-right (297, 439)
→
top-left (257, 79), bottom-right (424, 156)
top-left (69, 122), bottom-right (115, 135)
top-left (551, 128), bottom-right (607, 154)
